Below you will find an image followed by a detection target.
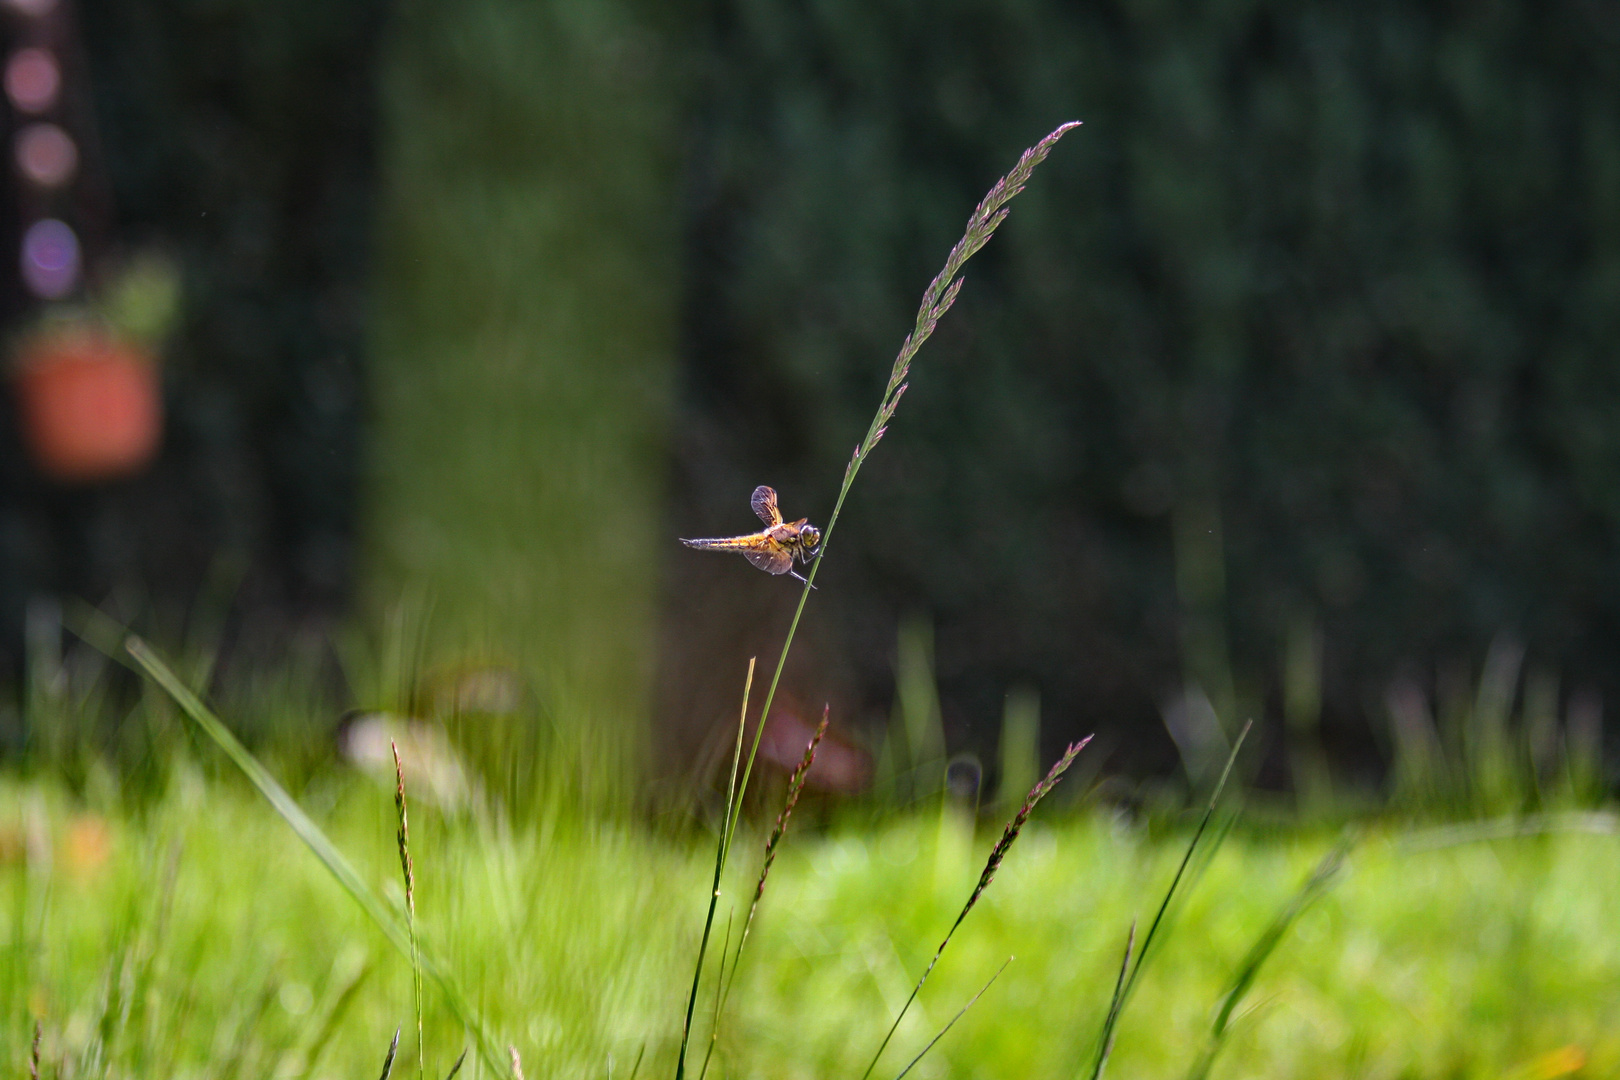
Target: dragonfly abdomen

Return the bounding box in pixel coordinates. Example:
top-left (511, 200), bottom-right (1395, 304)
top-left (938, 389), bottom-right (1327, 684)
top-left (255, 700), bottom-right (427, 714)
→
top-left (680, 534), bottom-right (767, 550)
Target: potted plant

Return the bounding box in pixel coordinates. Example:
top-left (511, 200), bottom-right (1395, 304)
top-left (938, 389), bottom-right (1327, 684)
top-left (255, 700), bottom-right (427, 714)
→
top-left (11, 253), bottom-right (180, 483)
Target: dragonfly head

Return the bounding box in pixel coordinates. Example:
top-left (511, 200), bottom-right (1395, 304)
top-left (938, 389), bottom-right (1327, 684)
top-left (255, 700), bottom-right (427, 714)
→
top-left (797, 523), bottom-right (822, 557)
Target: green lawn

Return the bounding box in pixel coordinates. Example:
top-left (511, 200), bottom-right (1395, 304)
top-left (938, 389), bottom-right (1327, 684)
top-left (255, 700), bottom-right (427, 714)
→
top-left (3, 766), bottom-right (1615, 1080)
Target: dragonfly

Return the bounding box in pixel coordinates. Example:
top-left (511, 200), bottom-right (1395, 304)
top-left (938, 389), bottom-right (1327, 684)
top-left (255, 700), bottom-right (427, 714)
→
top-left (681, 485), bottom-right (823, 586)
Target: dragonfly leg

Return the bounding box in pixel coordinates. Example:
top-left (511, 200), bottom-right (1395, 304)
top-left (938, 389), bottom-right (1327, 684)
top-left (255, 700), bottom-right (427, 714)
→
top-left (788, 569), bottom-right (818, 590)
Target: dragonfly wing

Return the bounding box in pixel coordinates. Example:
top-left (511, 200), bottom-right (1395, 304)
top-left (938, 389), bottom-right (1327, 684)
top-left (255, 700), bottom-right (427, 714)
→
top-left (751, 485), bottom-right (783, 527)
top-left (743, 544), bottom-right (793, 575)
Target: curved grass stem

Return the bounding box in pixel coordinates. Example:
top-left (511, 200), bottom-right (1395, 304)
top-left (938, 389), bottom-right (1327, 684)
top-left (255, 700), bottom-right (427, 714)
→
top-left (677, 121), bottom-right (1080, 1080)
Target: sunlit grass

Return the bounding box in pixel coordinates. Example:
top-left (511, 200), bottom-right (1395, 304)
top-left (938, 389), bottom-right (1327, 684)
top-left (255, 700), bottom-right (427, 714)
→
top-left (3, 766), bottom-right (1616, 1079)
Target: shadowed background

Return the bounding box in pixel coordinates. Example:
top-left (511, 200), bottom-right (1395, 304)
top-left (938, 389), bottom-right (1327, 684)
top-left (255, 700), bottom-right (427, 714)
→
top-left (1, 0), bottom-right (1616, 802)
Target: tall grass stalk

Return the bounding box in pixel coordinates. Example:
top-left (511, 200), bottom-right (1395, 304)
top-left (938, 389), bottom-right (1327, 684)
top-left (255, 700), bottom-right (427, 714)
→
top-left (1085, 720), bottom-right (1251, 1080)
top-left (860, 736), bottom-right (1091, 1080)
top-left (675, 121), bottom-right (1079, 1080)
top-left (732, 704), bottom-right (828, 975)
top-left (119, 635), bottom-right (509, 1078)
top-left (391, 741), bottom-right (425, 1080)
top-left (726, 121), bottom-right (1081, 840)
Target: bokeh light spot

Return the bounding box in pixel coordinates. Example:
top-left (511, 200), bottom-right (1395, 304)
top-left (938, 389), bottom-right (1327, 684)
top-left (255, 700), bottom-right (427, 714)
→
top-left (21, 218), bottom-right (79, 298)
top-left (5, 48), bottom-right (59, 113)
top-left (15, 122), bottom-right (76, 186)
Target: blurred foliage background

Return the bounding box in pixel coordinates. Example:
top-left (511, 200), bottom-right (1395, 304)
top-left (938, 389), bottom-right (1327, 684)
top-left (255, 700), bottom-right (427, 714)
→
top-left (666, 0), bottom-right (1620, 786)
top-left (1, 0), bottom-right (1617, 797)
top-left (0, 0), bottom-right (384, 719)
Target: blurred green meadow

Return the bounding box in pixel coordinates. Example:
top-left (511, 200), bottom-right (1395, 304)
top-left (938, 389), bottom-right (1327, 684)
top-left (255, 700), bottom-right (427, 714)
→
top-left (2, 760), bottom-right (1618, 1079)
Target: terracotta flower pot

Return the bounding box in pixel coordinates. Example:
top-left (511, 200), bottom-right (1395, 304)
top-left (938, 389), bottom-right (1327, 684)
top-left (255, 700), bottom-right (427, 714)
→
top-left (12, 330), bottom-right (163, 482)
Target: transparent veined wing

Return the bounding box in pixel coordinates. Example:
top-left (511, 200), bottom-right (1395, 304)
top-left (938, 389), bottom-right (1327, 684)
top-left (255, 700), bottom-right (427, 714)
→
top-left (751, 485), bottom-right (782, 527)
top-left (742, 543), bottom-right (793, 575)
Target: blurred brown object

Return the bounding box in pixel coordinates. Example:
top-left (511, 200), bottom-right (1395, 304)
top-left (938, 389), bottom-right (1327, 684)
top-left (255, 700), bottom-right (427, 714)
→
top-left (339, 711), bottom-right (475, 812)
top-left (12, 327), bottom-right (160, 481)
top-left (758, 698), bottom-right (869, 794)
top-left (61, 811), bottom-right (108, 876)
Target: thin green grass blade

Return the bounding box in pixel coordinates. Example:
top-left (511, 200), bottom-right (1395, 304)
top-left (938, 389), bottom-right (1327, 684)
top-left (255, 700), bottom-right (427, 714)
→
top-left (1085, 720), bottom-right (1251, 1080)
top-left (1127, 721), bottom-right (1251, 987)
top-left (706, 704), bottom-right (830, 1075)
top-left (717, 659), bottom-right (755, 870)
top-left (1185, 837), bottom-right (1352, 1080)
top-left (863, 738), bottom-right (1089, 1080)
top-left (121, 635), bottom-right (509, 1079)
top-left (379, 1029), bottom-right (401, 1080)
top-left (891, 957), bottom-right (1012, 1080)
top-left (1092, 921), bottom-right (1135, 1080)
top-left (294, 958), bottom-right (375, 1080)
top-left (696, 910), bottom-right (734, 1080)
top-left (677, 659), bottom-right (753, 1080)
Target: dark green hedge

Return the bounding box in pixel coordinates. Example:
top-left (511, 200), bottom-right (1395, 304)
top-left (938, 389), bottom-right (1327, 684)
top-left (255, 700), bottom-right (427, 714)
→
top-left (665, 0), bottom-right (1620, 773)
top-left (0, 0), bottom-right (386, 666)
